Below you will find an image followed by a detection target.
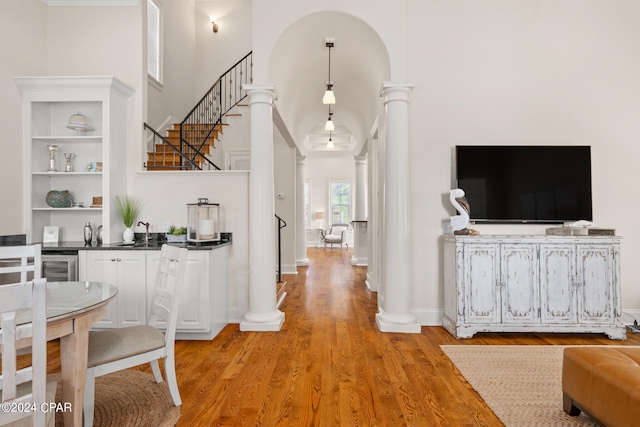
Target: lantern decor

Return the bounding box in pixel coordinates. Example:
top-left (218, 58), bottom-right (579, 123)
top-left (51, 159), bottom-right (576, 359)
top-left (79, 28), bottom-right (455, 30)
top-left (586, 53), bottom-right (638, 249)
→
top-left (187, 198), bottom-right (220, 243)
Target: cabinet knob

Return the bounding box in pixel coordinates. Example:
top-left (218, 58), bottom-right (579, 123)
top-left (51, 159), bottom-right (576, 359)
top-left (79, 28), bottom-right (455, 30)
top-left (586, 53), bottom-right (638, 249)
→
top-left (111, 258), bottom-right (116, 262)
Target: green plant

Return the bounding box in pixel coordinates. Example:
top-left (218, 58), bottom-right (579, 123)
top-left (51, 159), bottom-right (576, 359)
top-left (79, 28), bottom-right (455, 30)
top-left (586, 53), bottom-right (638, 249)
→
top-left (167, 225), bottom-right (187, 236)
top-left (113, 195), bottom-right (142, 228)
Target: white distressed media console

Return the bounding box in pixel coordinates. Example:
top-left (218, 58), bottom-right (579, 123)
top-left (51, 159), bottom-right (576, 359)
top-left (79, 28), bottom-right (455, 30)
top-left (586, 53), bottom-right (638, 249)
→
top-left (443, 234), bottom-right (626, 340)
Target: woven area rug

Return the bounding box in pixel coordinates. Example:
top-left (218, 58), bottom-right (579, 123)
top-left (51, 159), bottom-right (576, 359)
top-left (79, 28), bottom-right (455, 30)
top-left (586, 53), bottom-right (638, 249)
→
top-left (53, 370), bottom-right (180, 427)
top-left (441, 345), bottom-right (597, 426)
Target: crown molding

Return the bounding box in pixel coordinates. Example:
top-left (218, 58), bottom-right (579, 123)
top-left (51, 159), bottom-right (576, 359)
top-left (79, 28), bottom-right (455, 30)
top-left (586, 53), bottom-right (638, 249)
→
top-left (40, 0), bottom-right (138, 6)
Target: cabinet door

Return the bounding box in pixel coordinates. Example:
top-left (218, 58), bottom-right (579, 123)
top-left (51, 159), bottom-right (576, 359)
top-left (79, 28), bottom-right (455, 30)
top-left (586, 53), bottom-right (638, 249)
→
top-left (178, 252), bottom-right (210, 331)
top-left (576, 244), bottom-right (614, 323)
top-left (146, 251), bottom-right (210, 332)
top-left (84, 251), bottom-right (146, 328)
top-left (84, 251), bottom-right (120, 328)
top-left (116, 252), bottom-right (147, 328)
top-left (464, 244), bottom-right (500, 324)
top-left (540, 244), bottom-right (575, 323)
top-left (501, 244), bottom-right (539, 324)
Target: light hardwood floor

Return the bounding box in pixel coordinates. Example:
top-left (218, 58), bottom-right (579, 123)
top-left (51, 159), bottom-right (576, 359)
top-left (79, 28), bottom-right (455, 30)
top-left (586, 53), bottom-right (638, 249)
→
top-left (46, 247), bottom-right (640, 426)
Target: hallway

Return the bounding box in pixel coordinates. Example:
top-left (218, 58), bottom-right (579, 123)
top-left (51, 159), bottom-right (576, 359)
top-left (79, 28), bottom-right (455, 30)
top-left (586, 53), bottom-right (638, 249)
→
top-left (172, 247), bottom-right (500, 426)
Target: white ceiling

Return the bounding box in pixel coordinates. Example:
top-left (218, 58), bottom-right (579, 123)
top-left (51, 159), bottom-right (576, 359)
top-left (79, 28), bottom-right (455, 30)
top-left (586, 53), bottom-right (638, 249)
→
top-left (268, 11), bottom-right (390, 157)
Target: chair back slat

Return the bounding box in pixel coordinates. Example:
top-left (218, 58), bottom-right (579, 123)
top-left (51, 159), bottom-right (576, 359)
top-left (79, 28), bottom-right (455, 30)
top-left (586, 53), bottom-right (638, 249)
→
top-left (0, 278), bottom-right (48, 426)
top-left (0, 244), bottom-right (42, 284)
top-left (148, 245), bottom-right (188, 344)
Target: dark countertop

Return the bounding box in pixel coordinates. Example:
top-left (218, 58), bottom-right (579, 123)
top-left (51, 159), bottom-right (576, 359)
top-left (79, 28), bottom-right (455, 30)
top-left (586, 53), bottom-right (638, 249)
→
top-left (34, 232), bottom-right (232, 252)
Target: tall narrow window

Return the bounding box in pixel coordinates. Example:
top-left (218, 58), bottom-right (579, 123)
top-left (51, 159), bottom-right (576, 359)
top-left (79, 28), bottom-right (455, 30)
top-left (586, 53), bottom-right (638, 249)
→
top-left (330, 180), bottom-right (351, 225)
top-left (147, 0), bottom-right (162, 84)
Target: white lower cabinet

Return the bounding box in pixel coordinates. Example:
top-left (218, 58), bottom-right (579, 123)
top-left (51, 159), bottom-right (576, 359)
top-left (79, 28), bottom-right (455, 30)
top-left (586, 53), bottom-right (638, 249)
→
top-left (146, 250), bottom-right (210, 334)
top-left (79, 246), bottom-right (229, 339)
top-left (443, 235), bottom-right (625, 340)
top-left (78, 250), bottom-right (146, 328)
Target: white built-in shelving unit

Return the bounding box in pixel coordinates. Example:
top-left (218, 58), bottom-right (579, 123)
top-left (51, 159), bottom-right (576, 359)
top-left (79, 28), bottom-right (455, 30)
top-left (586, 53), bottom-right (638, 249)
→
top-left (15, 76), bottom-right (134, 243)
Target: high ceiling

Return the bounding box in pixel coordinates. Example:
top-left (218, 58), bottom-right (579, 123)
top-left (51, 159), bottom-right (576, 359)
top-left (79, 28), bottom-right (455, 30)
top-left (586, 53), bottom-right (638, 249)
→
top-left (268, 12), bottom-right (390, 157)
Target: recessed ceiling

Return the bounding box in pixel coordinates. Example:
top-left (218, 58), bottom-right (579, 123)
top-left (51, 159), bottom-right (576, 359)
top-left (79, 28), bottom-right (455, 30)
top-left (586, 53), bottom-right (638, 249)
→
top-left (268, 11), bottom-right (390, 157)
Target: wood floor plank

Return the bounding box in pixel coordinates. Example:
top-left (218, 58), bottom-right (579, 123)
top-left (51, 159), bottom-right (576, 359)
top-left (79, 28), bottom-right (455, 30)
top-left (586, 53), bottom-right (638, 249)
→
top-left (40, 247), bottom-right (640, 426)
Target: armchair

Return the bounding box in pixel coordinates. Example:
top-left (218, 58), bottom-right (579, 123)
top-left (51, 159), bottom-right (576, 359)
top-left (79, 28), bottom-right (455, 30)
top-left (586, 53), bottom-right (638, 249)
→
top-left (324, 224), bottom-right (349, 249)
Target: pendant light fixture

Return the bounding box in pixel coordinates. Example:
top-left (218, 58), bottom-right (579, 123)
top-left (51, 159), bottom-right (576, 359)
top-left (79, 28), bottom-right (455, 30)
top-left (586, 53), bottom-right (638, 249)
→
top-left (327, 131), bottom-right (335, 149)
top-left (324, 107), bottom-right (334, 131)
top-left (322, 40), bottom-right (336, 104)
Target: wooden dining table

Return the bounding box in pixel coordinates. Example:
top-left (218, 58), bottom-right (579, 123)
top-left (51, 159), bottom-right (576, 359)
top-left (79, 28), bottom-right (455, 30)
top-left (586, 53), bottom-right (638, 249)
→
top-left (17, 281), bottom-right (118, 427)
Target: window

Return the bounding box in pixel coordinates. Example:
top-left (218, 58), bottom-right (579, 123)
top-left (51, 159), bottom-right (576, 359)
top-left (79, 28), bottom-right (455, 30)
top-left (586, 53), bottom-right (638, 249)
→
top-left (329, 180), bottom-right (351, 225)
top-left (147, 0), bottom-right (162, 85)
top-left (304, 179), bottom-right (311, 229)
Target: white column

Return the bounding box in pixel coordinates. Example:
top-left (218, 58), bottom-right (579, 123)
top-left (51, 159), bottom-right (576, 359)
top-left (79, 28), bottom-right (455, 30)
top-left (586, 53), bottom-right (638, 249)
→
top-left (296, 155), bottom-right (309, 266)
top-left (376, 82), bottom-right (419, 333)
top-left (240, 84), bottom-right (285, 332)
top-left (352, 155), bottom-right (368, 266)
top-left (353, 156), bottom-right (367, 220)
top-left (366, 134), bottom-right (380, 292)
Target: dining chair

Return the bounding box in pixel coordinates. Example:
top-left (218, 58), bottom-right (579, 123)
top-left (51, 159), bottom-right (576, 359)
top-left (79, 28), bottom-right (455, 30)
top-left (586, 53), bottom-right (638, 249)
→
top-left (83, 244), bottom-right (188, 427)
top-left (0, 278), bottom-right (57, 427)
top-left (0, 244), bottom-right (42, 285)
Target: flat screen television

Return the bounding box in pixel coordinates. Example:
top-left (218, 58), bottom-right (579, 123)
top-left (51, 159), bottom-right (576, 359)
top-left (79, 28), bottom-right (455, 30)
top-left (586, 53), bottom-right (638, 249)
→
top-left (455, 145), bottom-right (592, 224)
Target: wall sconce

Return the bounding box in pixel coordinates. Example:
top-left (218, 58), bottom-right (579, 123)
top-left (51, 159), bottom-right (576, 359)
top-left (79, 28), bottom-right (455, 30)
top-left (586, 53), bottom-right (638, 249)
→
top-left (211, 17), bottom-right (219, 33)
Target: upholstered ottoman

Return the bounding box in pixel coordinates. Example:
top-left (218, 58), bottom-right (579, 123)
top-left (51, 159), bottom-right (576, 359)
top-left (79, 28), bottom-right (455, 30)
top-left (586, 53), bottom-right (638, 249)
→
top-left (562, 347), bottom-right (640, 427)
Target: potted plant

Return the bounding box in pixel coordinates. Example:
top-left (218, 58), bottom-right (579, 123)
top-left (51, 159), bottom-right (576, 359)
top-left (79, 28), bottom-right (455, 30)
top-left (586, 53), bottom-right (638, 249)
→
top-left (166, 225), bottom-right (187, 243)
top-left (113, 195), bottom-right (142, 243)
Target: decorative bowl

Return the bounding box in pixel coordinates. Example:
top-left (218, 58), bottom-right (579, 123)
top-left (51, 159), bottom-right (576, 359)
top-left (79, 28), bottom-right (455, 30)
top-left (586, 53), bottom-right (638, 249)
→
top-left (46, 190), bottom-right (73, 208)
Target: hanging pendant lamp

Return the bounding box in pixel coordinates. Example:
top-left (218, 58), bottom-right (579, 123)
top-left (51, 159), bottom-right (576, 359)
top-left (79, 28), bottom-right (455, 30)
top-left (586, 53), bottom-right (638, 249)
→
top-left (324, 110), bottom-right (334, 131)
top-left (327, 132), bottom-right (334, 149)
top-left (323, 41), bottom-right (335, 104)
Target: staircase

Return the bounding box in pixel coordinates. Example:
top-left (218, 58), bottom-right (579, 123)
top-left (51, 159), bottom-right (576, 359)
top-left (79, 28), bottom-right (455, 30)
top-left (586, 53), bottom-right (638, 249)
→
top-left (144, 51), bottom-right (252, 171)
top-left (146, 123), bottom-right (224, 171)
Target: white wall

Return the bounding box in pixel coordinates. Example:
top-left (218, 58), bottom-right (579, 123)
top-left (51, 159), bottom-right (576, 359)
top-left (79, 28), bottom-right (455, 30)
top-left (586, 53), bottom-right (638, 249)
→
top-left (194, 0), bottom-right (253, 97)
top-left (273, 130), bottom-right (297, 274)
top-left (305, 153), bottom-right (356, 247)
top-left (147, 0), bottom-right (197, 131)
top-left (407, 0), bottom-right (640, 321)
top-left (0, 0), bottom-right (47, 235)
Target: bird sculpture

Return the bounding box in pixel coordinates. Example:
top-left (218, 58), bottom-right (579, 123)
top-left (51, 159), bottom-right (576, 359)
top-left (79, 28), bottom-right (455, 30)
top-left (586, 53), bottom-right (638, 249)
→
top-left (449, 188), bottom-right (476, 235)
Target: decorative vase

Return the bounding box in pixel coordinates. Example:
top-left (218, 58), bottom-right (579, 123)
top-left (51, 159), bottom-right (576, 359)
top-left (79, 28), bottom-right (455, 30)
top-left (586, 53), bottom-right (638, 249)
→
top-left (47, 144), bottom-right (58, 172)
top-left (122, 227), bottom-right (134, 243)
top-left (84, 222), bottom-right (93, 244)
top-left (64, 153), bottom-right (75, 172)
top-left (45, 190), bottom-right (73, 208)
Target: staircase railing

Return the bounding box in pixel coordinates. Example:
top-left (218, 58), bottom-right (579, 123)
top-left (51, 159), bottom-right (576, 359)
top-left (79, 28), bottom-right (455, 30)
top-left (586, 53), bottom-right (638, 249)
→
top-left (180, 51), bottom-right (253, 170)
top-left (275, 214), bottom-right (287, 283)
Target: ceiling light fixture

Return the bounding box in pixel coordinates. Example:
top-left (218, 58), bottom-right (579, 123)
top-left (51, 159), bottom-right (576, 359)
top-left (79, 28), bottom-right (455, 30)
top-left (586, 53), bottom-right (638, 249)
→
top-left (327, 131), bottom-right (334, 149)
top-left (324, 109), bottom-right (334, 131)
top-left (322, 40), bottom-right (335, 104)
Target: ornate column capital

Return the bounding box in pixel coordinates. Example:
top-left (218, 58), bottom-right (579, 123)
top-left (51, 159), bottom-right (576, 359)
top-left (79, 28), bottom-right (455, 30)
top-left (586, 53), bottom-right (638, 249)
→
top-left (243, 84), bottom-right (278, 105)
top-left (354, 155), bottom-right (367, 164)
top-left (379, 82), bottom-right (415, 104)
